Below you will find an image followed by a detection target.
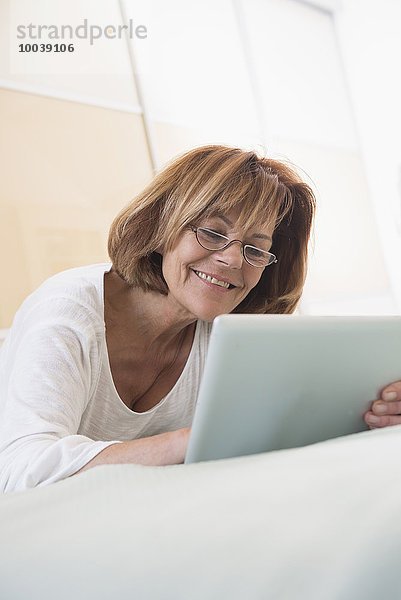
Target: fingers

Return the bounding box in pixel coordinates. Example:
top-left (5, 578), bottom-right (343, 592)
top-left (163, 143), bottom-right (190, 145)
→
top-left (372, 399), bottom-right (401, 416)
top-left (381, 381), bottom-right (401, 402)
top-left (364, 381), bottom-right (401, 429)
top-left (365, 380), bottom-right (401, 428)
top-left (365, 410), bottom-right (401, 429)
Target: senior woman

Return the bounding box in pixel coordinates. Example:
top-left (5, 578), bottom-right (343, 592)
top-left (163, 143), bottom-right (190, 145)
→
top-left (0, 145), bottom-right (396, 493)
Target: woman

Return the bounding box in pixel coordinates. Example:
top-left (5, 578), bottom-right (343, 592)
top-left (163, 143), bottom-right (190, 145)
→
top-left (0, 145), bottom-right (397, 493)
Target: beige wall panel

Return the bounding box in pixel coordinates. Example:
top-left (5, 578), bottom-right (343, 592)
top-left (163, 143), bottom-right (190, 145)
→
top-left (0, 203), bottom-right (30, 328)
top-left (15, 203), bottom-right (108, 289)
top-left (0, 88), bottom-right (153, 327)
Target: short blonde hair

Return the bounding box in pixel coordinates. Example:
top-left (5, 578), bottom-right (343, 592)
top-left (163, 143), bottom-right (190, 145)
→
top-left (108, 145), bottom-right (315, 314)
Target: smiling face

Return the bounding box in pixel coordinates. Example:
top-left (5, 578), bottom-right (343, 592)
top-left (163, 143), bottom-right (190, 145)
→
top-left (160, 205), bottom-right (277, 322)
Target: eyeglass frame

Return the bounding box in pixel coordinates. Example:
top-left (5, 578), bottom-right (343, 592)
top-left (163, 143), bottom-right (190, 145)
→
top-left (188, 225), bottom-right (278, 268)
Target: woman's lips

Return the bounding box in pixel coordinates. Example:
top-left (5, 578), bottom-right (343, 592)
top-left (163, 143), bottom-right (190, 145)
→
top-left (191, 269), bottom-right (233, 293)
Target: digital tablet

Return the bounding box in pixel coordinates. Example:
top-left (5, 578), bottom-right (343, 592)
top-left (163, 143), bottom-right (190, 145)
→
top-left (185, 314), bottom-right (401, 463)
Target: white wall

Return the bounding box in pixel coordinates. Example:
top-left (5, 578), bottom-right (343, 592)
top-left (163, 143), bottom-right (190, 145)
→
top-left (334, 0), bottom-right (401, 310)
top-left (2, 0), bottom-right (140, 112)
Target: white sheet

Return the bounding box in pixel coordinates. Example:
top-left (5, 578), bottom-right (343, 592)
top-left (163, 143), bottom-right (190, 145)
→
top-left (1, 425), bottom-right (401, 599)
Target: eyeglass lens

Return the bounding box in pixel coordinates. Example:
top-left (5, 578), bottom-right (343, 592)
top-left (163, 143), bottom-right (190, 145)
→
top-left (197, 228), bottom-right (275, 267)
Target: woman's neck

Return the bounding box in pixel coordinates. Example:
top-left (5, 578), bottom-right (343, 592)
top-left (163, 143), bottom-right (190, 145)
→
top-left (104, 269), bottom-right (197, 355)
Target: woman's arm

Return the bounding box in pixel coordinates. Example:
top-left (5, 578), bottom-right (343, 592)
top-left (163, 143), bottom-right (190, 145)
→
top-left (0, 302), bottom-right (117, 493)
top-left (364, 381), bottom-right (401, 428)
top-left (74, 427), bottom-right (191, 475)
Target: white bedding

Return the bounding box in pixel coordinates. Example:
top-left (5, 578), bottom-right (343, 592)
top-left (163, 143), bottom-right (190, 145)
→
top-left (1, 425), bottom-right (401, 599)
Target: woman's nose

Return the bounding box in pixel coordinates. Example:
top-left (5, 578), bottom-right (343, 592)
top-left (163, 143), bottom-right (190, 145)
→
top-left (214, 240), bottom-right (244, 268)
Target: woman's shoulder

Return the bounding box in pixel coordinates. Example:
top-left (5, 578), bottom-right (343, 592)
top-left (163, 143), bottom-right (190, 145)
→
top-left (36, 262), bottom-right (110, 293)
top-left (10, 263), bottom-right (111, 336)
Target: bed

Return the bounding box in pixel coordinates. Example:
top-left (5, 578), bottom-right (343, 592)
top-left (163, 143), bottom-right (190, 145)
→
top-left (1, 425), bottom-right (401, 599)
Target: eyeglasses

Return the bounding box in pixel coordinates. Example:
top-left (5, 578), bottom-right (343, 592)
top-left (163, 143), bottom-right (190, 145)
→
top-left (189, 226), bottom-right (277, 268)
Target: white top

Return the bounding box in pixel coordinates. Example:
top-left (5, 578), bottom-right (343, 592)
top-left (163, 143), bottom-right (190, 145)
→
top-left (0, 263), bottom-right (213, 493)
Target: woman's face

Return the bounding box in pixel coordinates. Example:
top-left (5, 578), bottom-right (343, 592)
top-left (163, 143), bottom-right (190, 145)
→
top-left (160, 206), bottom-right (276, 322)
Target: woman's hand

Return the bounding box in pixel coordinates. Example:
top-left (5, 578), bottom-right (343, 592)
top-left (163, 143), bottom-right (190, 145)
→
top-left (364, 382), bottom-right (401, 429)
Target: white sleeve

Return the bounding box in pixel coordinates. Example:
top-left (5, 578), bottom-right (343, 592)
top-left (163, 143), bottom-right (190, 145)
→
top-left (0, 306), bottom-right (120, 493)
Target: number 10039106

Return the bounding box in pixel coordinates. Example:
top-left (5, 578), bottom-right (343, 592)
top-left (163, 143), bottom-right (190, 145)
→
top-left (18, 43), bottom-right (75, 52)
